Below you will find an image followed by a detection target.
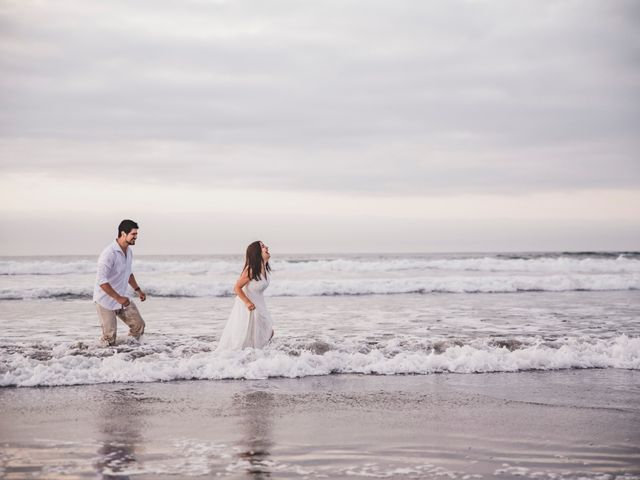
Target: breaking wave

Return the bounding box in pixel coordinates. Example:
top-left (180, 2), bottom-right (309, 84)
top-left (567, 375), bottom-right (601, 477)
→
top-left (1, 335), bottom-right (638, 387)
top-left (1, 273), bottom-right (638, 299)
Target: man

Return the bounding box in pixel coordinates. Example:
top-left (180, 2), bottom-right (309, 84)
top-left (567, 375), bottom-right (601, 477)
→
top-left (93, 219), bottom-right (147, 346)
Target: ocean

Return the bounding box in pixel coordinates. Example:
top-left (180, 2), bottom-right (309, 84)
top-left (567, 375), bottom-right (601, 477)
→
top-left (1, 251), bottom-right (638, 387)
top-left (1, 251), bottom-right (640, 479)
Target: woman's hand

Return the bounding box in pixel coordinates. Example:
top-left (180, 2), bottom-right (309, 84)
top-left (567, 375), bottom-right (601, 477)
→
top-left (246, 302), bottom-right (256, 311)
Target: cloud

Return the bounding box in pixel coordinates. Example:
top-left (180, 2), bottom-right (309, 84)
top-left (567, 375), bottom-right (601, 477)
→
top-left (0, 0), bottom-right (638, 195)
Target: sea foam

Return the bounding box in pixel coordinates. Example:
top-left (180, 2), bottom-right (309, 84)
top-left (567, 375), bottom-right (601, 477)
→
top-left (2, 335), bottom-right (638, 387)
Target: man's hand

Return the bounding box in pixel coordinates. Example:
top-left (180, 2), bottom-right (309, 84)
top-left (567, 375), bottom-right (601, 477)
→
top-left (117, 295), bottom-right (131, 307)
top-left (137, 289), bottom-right (147, 302)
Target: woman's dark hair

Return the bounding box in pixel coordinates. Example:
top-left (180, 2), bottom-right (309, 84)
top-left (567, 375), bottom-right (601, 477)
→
top-left (243, 241), bottom-right (270, 281)
top-left (118, 219), bottom-right (139, 237)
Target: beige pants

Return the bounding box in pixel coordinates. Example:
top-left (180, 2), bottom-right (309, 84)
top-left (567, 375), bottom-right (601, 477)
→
top-left (96, 301), bottom-right (145, 345)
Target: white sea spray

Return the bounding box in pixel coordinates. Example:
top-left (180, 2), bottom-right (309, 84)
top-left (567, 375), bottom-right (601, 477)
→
top-left (2, 335), bottom-right (638, 387)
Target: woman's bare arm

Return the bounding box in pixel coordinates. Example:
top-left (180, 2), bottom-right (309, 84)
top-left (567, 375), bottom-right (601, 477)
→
top-left (233, 269), bottom-right (255, 310)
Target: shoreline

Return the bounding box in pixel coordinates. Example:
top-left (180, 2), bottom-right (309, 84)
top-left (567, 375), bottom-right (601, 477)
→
top-left (0, 364), bottom-right (637, 390)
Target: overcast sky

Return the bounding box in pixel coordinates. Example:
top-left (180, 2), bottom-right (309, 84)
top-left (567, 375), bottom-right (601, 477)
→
top-left (1, 0), bottom-right (639, 255)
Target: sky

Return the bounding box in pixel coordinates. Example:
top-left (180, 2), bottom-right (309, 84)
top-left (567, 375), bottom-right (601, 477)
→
top-left (1, 0), bottom-right (639, 255)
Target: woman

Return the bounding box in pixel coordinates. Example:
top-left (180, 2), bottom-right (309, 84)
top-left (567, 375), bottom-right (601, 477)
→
top-left (216, 241), bottom-right (274, 350)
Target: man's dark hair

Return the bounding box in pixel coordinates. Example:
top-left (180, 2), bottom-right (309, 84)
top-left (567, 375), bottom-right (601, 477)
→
top-left (118, 219), bottom-right (139, 237)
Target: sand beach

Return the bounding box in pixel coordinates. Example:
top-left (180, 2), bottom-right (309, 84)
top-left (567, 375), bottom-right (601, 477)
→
top-left (2, 370), bottom-right (639, 479)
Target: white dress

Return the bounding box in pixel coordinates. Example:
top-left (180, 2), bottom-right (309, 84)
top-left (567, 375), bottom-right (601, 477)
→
top-left (216, 276), bottom-right (273, 351)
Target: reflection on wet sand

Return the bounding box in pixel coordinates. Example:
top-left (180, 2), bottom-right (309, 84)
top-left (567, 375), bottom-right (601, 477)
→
top-left (234, 389), bottom-right (275, 479)
top-left (94, 386), bottom-right (146, 480)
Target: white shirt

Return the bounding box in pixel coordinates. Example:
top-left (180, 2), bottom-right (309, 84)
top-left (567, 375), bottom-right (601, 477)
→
top-left (93, 240), bottom-right (134, 310)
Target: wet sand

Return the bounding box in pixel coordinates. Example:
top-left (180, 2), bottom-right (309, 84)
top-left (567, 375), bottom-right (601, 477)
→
top-left (1, 369), bottom-right (639, 479)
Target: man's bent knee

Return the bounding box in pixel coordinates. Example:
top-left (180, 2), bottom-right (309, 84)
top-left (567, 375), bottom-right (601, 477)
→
top-left (129, 318), bottom-right (145, 339)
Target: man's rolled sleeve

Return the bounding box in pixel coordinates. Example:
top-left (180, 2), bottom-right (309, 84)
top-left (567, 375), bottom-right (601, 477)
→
top-left (96, 251), bottom-right (114, 286)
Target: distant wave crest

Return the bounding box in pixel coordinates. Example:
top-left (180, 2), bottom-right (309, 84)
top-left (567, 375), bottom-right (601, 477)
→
top-left (2, 254), bottom-right (640, 276)
top-left (1, 273), bottom-right (638, 299)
